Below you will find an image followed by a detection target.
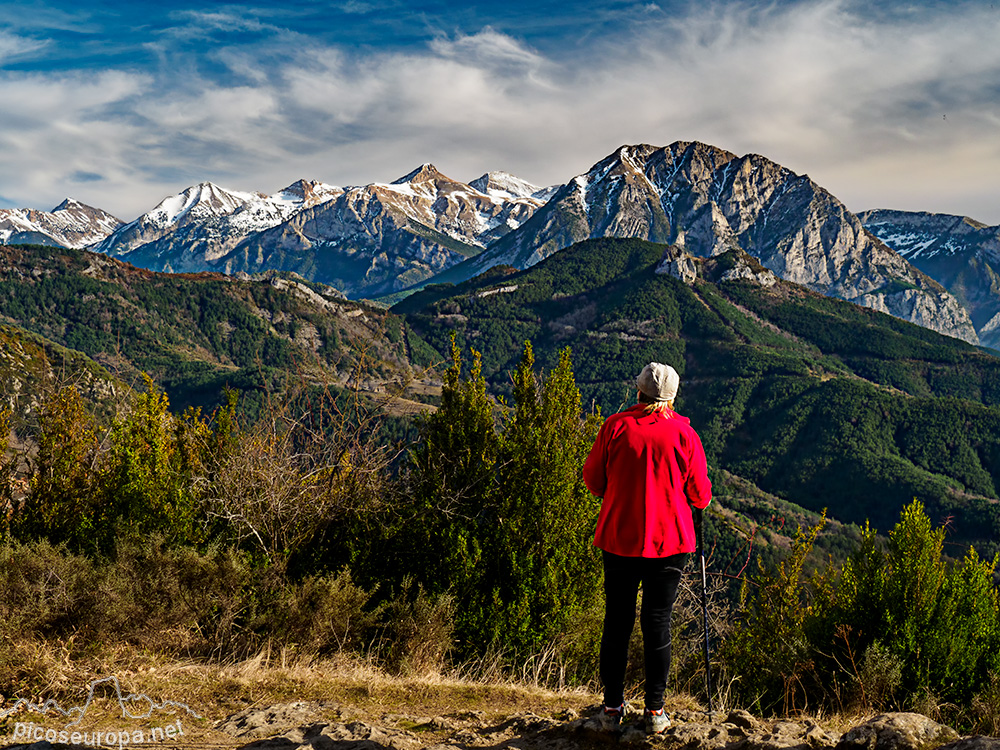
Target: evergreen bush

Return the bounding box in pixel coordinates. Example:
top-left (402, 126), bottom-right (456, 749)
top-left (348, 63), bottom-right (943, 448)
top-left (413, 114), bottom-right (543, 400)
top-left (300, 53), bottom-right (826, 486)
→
top-left (725, 499), bottom-right (1000, 721)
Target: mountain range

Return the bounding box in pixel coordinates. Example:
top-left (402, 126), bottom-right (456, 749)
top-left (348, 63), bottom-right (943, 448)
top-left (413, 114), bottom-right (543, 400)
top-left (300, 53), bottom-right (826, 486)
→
top-left (860, 209), bottom-right (1000, 350)
top-left (87, 168), bottom-right (555, 299)
top-left (0, 199), bottom-right (121, 249)
top-left (5, 141), bottom-right (998, 348)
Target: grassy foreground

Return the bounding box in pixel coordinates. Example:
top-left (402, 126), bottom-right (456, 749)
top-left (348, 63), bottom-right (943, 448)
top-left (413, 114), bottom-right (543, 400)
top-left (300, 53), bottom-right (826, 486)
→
top-left (1, 644), bottom-right (885, 750)
top-left (0, 645), bottom-right (609, 748)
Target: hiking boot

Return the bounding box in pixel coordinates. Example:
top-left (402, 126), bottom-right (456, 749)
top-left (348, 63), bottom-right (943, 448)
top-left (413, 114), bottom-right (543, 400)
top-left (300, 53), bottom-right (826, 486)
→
top-left (599, 702), bottom-right (627, 730)
top-left (644, 708), bottom-right (670, 734)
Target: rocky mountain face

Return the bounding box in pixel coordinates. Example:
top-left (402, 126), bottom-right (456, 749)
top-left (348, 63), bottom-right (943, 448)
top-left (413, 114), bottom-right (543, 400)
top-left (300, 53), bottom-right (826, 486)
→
top-left (215, 166), bottom-right (554, 296)
top-left (0, 199), bottom-right (121, 248)
top-left (860, 209), bottom-right (1000, 349)
top-left (451, 142), bottom-right (978, 344)
top-left (92, 168), bottom-right (554, 297)
top-left (92, 180), bottom-right (344, 273)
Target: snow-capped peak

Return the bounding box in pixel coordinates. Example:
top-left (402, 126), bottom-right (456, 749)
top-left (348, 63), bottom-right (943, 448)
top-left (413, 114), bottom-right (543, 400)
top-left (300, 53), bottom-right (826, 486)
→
top-left (469, 171), bottom-right (556, 202)
top-left (392, 164), bottom-right (444, 186)
top-left (148, 182), bottom-right (263, 227)
top-left (96, 179), bottom-right (347, 261)
top-left (271, 179), bottom-right (342, 208)
top-left (52, 198), bottom-right (88, 212)
top-left (0, 198), bottom-right (122, 249)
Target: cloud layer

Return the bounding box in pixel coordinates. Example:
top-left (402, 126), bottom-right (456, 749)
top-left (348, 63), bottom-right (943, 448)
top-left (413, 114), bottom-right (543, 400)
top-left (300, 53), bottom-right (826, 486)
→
top-left (2, 0), bottom-right (999, 224)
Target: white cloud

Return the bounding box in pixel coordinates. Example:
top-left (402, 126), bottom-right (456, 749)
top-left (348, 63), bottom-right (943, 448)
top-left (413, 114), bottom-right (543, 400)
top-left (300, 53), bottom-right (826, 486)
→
top-left (428, 27), bottom-right (546, 69)
top-left (593, 0), bottom-right (1000, 218)
top-left (0, 70), bottom-right (151, 213)
top-left (0, 30), bottom-right (48, 63)
top-left (1, 0), bottom-right (999, 224)
top-left (164, 8), bottom-right (283, 38)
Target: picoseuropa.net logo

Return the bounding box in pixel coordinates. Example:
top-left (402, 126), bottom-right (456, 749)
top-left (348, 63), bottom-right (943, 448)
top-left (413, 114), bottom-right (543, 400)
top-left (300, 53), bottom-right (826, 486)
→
top-left (1, 675), bottom-right (201, 749)
top-left (11, 719), bottom-right (185, 748)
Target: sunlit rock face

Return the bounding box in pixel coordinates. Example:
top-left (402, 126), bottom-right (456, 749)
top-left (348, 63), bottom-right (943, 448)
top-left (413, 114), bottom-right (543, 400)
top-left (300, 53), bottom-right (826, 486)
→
top-left (465, 142), bottom-right (977, 344)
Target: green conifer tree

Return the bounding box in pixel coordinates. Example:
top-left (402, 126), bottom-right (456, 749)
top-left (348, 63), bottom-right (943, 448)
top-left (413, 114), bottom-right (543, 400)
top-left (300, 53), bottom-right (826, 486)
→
top-left (400, 338), bottom-right (603, 667)
top-left (404, 335), bottom-right (502, 650)
top-left (496, 343), bottom-right (602, 657)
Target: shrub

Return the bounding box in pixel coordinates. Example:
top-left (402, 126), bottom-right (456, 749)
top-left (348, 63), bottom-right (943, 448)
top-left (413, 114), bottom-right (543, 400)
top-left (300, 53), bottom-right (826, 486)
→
top-left (13, 379), bottom-right (210, 555)
top-left (0, 539), bottom-right (99, 638)
top-left (377, 580), bottom-right (456, 675)
top-left (0, 538), bottom-right (414, 679)
top-left (725, 500), bottom-right (1000, 720)
top-left (16, 387), bottom-right (103, 554)
top-left (101, 376), bottom-right (208, 549)
top-left (276, 569), bottom-right (383, 656)
top-left (720, 516), bottom-right (825, 714)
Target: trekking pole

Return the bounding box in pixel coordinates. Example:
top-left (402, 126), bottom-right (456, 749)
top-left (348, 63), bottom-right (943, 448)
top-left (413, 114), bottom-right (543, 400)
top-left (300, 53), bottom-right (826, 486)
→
top-left (696, 507), bottom-right (714, 718)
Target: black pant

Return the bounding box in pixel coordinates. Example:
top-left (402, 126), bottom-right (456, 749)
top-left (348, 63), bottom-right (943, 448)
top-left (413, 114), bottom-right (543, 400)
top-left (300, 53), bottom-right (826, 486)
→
top-left (600, 550), bottom-right (688, 711)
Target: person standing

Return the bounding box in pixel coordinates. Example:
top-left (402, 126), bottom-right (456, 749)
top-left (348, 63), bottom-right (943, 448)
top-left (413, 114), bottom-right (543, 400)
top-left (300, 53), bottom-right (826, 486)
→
top-left (583, 362), bottom-right (712, 734)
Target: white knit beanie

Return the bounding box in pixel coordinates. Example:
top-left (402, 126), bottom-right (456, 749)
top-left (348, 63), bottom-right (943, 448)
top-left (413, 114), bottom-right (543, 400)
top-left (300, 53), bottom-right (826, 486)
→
top-left (636, 362), bottom-right (680, 402)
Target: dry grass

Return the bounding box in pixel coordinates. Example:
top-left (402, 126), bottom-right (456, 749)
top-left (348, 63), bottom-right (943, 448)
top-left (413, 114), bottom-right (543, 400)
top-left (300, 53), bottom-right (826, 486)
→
top-left (1, 638), bottom-right (940, 750)
top-left (0, 641), bottom-right (601, 749)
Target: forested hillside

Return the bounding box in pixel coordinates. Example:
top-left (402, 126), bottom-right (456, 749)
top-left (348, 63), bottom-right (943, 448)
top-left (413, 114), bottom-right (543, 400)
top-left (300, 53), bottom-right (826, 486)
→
top-left (397, 237), bottom-right (1000, 551)
top-left (0, 244), bottom-right (416, 413)
top-left (4, 237), bottom-right (998, 552)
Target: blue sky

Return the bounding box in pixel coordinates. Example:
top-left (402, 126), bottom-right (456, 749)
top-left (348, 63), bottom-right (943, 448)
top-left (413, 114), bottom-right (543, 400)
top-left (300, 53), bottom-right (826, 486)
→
top-left (1, 0), bottom-right (999, 223)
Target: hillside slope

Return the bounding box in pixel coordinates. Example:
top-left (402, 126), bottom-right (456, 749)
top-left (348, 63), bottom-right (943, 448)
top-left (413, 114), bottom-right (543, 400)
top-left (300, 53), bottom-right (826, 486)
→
top-left (0, 244), bottom-right (416, 411)
top-left (0, 320), bottom-right (122, 427)
top-left (398, 237), bottom-right (1000, 550)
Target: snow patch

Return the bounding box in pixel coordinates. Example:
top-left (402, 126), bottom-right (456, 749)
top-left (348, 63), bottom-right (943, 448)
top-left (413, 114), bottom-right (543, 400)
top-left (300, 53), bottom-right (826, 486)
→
top-left (470, 171), bottom-right (548, 201)
top-left (475, 284), bottom-right (519, 298)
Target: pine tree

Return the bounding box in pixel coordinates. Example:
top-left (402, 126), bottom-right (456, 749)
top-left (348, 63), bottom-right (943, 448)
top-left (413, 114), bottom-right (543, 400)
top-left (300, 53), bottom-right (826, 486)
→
top-left (399, 338), bottom-right (603, 665)
top-left (496, 343), bottom-right (602, 656)
top-left (404, 335), bottom-right (503, 651)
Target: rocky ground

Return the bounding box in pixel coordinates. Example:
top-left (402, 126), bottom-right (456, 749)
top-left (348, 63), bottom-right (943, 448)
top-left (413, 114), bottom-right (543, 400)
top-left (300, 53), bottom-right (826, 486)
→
top-left (215, 705), bottom-right (1000, 750)
top-left (11, 701), bottom-right (996, 750)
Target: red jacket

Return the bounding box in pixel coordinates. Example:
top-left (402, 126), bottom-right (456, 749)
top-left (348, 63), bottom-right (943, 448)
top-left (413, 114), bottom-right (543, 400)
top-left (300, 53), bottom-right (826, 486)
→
top-left (584, 405), bottom-right (712, 558)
